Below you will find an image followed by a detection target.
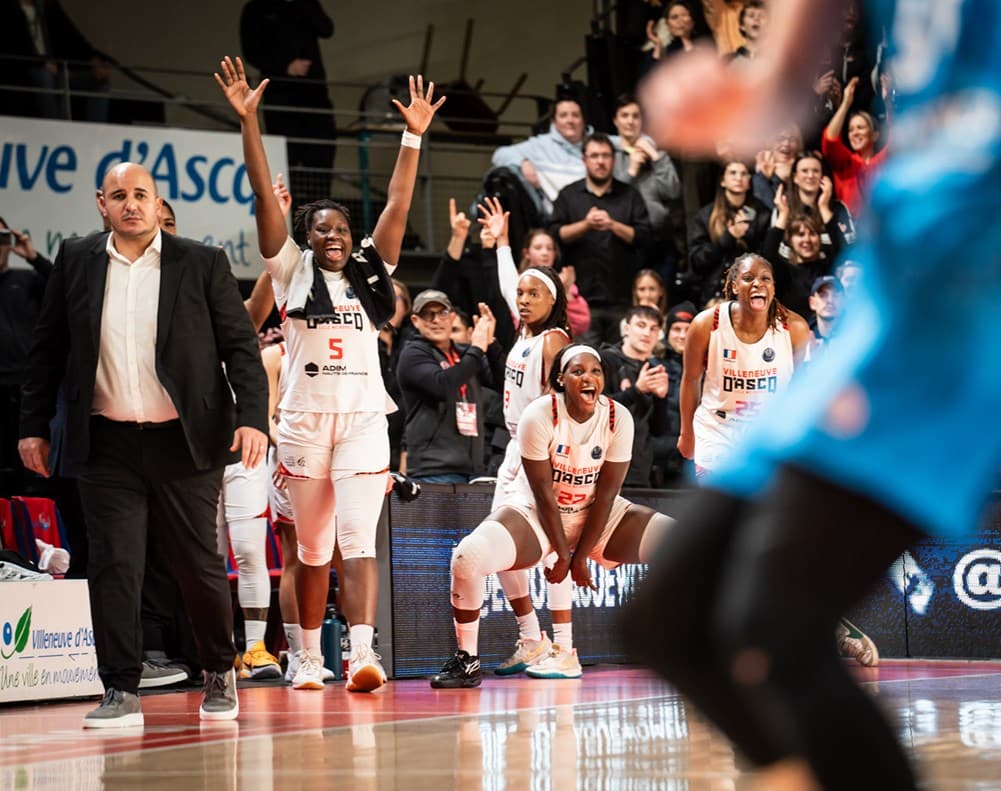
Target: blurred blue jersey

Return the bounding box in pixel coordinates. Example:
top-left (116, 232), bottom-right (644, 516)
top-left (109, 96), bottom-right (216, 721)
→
top-left (713, 0), bottom-right (1001, 538)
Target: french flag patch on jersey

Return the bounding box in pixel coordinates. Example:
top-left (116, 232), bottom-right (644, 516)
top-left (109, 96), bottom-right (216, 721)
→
top-left (723, 348), bottom-right (738, 361)
top-left (555, 444), bottom-right (570, 457)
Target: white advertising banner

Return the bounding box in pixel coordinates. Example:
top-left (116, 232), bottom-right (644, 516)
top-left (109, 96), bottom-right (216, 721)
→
top-left (0, 579), bottom-right (103, 703)
top-left (0, 115), bottom-right (289, 278)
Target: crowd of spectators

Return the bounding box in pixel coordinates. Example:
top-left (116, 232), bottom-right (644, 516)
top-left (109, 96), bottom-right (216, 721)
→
top-left (1, 0), bottom-right (896, 495)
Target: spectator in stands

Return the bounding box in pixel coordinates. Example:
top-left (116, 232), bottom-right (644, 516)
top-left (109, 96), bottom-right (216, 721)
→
top-left (490, 97), bottom-right (590, 218)
top-left (600, 305), bottom-right (670, 488)
top-left (807, 275), bottom-right (844, 347)
top-left (823, 76), bottom-right (889, 216)
top-left (549, 133), bottom-right (652, 344)
top-left (763, 208), bottom-right (836, 320)
top-left (643, 1), bottom-right (712, 64)
top-left (240, 0), bottom-right (337, 205)
top-left (657, 300), bottom-right (696, 485)
top-left (611, 94), bottom-right (683, 280)
top-left (688, 160), bottom-right (769, 306)
top-left (397, 291), bottom-right (501, 483)
top-left (727, 0), bottom-right (767, 61)
top-left (837, 258), bottom-right (862, 296)
top-left (752, 125), bottom-right (803, 210)
top-left (699, 0), bottom-right (752, 56)
top-left (0, 0), bottom-right (111, 121)
top-left (0, 217), bottom-right (52, 499)
top-left (781, 152), bottom-right (856, 250)
top-left (632, 269), bottom-right (669, 317)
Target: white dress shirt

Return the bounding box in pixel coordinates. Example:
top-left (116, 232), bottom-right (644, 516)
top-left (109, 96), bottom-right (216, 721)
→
top-left (92, 231), bottom-right (180, 423)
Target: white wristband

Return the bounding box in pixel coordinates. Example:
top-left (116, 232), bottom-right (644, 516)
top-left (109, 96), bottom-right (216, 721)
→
top-left (401, 130), bottom-right (422, 150)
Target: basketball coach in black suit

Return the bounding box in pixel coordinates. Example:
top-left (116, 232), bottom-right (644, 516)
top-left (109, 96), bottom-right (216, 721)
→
top-left (19, 162), bottom-right (269, 727)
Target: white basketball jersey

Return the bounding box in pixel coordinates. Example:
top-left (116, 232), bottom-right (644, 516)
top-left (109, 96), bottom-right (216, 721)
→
top-left (502, 327), bottom-right (569, 437)
top-left (268, 237), bottom-right (392, 414)
top-left (509, 393), bottom-right (633, 544)
top-left (694, 302), bottom-right (795, 469)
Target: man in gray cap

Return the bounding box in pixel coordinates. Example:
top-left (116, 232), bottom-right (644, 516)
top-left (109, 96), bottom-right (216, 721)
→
top-left (396, 291), bottom-right (501, 482)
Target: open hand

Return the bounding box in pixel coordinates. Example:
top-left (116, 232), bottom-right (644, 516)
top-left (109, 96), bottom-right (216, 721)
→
top-left (476, 195), bottom-right (509, 244)
top-left (392, 74), bottom-right (446, 136)
top-left (214, 56), bottom-right (268, 119)
top-left (231, 426), bottom-right (268, 469)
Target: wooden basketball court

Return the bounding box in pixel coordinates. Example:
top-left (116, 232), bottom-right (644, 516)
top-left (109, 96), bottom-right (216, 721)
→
top-left (3, 660), bottom-right (1001, 788)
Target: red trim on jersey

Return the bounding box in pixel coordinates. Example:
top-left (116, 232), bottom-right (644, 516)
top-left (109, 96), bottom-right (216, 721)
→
top-left (608, 399), bottom-right (616, 433)
top-left (278, 462), bottom-right (309, 480)
top-left (551, 393), bottom-right (559, 426)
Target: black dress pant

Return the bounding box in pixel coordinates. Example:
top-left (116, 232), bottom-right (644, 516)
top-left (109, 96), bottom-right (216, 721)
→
top-left (78, 417), bottom-right (235, 694)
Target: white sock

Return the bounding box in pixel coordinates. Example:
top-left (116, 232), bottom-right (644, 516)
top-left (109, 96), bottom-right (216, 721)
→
top-left (284, 622), bottom-right (303, 654)
top-left (350, 624), bottom-right (374, 657)
top-left (245, 619), bottom-right (267, 651)
top-left (455, 619), bottom-right (480, 656)
top-left (515, 611), bottom-right (542, 642)
top-left (302, 627), bottom-right (321, 656)
top-left (553, 622), bottom-right (573, 652)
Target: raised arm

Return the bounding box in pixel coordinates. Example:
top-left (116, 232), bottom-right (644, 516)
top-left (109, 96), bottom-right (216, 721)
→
top-left (214, 56), bottom-right (287, 258)
top-left (371, 75), bottom-right (446, 266)
top-left (825, 76), bottom-right (857, 144)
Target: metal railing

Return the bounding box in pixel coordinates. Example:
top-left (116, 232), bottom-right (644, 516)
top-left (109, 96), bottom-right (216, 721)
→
top-left (1, 54), bottom-right (551, 254)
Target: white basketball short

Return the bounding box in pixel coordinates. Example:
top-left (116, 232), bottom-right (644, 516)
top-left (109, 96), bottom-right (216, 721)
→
top-left (692, 406), bottom-right (749, 473)
top-left (219, 459), bottom-right (269, 523)
top-left (277, 410), bottom-right (390, 480)
top-left (506, 494), bottom-right (633, 570)
top-left (267, 447), bottom-right (294, 524)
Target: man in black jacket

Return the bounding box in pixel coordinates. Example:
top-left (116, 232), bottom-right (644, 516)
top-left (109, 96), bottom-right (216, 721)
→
top-left (599, 304), bottom-right (669, 487)
top-left (658, 301), bottom-right (696, 485)
top-left (397, 290), bottom-right (502, 483)
top-left (19, 163), bottom-right (268, 727)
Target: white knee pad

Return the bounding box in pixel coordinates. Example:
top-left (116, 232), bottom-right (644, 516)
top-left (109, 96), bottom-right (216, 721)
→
top-left (334, 473), bottom-right (387, 560)
top-left (638, 512), bottom-right (674, 564)
top-left (451, 520), bottom-right (517, 609)
top-left (547, 573), bottom-right (574, 611)
top-left (228, 516), bottom-right (271, 609)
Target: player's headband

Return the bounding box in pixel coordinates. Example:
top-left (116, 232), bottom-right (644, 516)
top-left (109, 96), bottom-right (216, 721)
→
top-left (520, 268), bottom-right (559, 299)
top-left (560, 345), bottom-right (601, 372)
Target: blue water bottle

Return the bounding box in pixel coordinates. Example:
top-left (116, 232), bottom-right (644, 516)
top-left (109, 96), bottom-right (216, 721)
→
top-left (320, 610), bottom-right (342, 680)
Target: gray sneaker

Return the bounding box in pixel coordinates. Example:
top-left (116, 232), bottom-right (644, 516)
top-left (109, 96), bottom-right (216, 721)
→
top-left (83, 688), bottom-right (144, 729)
top-left (138, 656), bottom-right (189, 689)
top-left (200, 668), bottom-right (239, 720)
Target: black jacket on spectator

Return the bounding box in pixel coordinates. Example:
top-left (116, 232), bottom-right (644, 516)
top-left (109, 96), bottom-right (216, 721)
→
top-left (0, 253), bottom-right (52, 386)
top-left (548, 178), bottom-right (652, 308)
top-left (761, 226), bottom-right (838, 319)
top-left (688, 196), bottom-right (770, 306)
top-left (653, 345), bottom-right (687, 485)
top-left (598, 343), bottom-right (668, 488)
top-left (397, 336), bottom-right (503, 479)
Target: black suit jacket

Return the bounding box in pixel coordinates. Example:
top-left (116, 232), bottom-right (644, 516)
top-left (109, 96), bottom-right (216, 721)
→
top-left (20, 231), bottom-right (268, 472)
